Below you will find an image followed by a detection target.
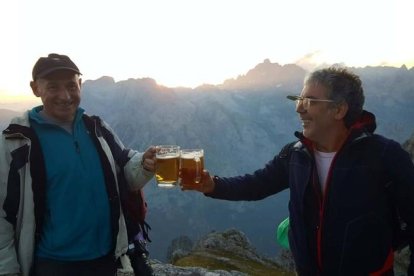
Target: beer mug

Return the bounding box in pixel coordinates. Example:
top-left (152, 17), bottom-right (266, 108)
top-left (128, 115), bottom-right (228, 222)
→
top-left (155, 145), bottom-right (180, 188)
top-left (179, 149), bottom-right (204, 188)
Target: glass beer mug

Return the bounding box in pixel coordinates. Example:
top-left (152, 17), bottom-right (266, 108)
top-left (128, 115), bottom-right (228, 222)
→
top-left (179, 149), bottom-right (204, 188)
top-left (155, 145), bottom-right (180, 188)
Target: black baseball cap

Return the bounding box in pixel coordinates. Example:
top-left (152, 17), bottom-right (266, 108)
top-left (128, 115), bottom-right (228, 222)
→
top-left (32, 53), bottom-right (82, 80)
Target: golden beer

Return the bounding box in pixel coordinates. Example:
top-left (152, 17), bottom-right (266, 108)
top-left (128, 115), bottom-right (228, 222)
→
top-left (180, 149), bottom-right (204, 187)
top-left (156, 145), bottom-right (180, 188)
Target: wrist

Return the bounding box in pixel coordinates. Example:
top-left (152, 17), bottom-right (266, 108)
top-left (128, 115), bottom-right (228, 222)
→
top-left (204, 175), bottom-right (217, 194)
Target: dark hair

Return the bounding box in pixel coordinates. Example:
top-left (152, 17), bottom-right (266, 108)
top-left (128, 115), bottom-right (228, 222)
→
top-left (305, 67), bottom-right (365, 128)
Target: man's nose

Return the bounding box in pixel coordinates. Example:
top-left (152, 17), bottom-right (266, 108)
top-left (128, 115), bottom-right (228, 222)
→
top-left (58, 88), bottom-right (71, 100)
top-left (295, 100), bottom-right (306, 113)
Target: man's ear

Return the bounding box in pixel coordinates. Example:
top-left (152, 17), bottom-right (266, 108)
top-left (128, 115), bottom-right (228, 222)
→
top-left (334, 102), bottom-right (349, 120)
top-left (30, 81), bottom-right (41, 97)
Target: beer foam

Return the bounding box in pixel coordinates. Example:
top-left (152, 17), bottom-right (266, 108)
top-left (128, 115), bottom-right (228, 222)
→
top-left (180, 153), bottom-right (202, 159)
top-left (156, 155), bottom-right (179, 159)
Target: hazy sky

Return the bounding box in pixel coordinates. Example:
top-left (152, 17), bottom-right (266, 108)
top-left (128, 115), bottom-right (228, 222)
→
top-left (1, 0), bottom-right (413, 98)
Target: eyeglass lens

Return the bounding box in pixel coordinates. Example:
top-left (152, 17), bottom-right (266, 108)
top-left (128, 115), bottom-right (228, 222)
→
top-left (296, 98), bottom-right (309, 109)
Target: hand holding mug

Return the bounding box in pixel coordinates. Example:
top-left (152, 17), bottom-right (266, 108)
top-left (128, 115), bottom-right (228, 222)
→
top-left (142, 146), bottom-right (156, 172)
top-left (182, 169), bottom-right (216, 194)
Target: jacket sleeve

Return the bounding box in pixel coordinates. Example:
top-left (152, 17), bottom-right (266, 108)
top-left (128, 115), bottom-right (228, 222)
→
top-left (206, 146), bottom-right (290, 201)
top-left (383, 139), bottom-right (414, 273)
top-left (0, 218), bottom-right (20, 275)
top-left (124, 150), bottom-right (154, 191)
top-left (0, 138), bottom-right (21, 275)
top-left (384, 140), bottom-right (414, 231)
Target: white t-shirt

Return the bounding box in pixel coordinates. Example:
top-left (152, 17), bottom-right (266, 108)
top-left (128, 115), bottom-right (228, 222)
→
top-left (314, 150), bottom-right (336, 194)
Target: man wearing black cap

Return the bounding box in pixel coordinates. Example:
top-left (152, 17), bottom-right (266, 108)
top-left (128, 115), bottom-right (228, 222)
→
top-left (0, 54), bottom-right (156, 276)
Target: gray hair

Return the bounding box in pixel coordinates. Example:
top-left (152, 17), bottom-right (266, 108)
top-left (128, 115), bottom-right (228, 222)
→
top-left (305, 67), bottom-right (365, 128)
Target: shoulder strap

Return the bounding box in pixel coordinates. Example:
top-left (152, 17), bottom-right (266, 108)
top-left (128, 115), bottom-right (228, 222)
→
top-left (88, 115), bottom-right (130, 167)
top-left (86, 115), bottom-right (151, 242)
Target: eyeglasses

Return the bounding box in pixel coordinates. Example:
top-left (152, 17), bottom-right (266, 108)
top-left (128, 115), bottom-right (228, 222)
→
top-left (287, 95), bottom-right (335, 110)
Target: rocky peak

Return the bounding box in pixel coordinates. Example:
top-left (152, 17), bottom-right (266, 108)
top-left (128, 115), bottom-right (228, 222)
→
top-left (164, 229), bottom-right (292, 275)
top-left (192, 229), bottom-right (266, 264)
top-left (220, 59), bottom-right (306, 91)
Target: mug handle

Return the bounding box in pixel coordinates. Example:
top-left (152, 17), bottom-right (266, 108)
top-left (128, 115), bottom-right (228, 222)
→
top-left (194, 156), bottom-right (201, 184)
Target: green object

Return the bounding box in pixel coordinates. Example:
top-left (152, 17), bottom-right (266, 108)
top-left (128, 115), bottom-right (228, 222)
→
top-left (276, 217), bottom-right (290, 249)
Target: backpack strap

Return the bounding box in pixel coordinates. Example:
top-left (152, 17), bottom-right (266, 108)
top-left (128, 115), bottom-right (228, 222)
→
top-left (86, 116), bottom-right (130, 167)
top-left (87, 115), bottom-right (151, 242)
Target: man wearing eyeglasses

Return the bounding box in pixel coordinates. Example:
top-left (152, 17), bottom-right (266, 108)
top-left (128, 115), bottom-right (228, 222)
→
top-left (184, 67), bottom-right (414, 275)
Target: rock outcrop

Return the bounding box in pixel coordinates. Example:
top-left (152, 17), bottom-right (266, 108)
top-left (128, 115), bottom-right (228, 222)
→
top-left (169, 229), bottom-right (293, 276)
top-left (118, 229), bottom-right (293, 275)
top-left (118, 260), bottom-right (247, 276)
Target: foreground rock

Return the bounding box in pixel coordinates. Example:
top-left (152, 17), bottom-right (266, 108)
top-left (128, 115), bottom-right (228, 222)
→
top-left (118, 228), bottom-right (293, 275)
top-left (169, 229), bottom-right (293, 275)
top-left (118, 260), bottom-right (247, 276)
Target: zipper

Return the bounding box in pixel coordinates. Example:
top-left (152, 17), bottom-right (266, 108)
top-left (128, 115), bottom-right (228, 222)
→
top-left (301, 145), bottom-right (325, 272)
top-left (315, 144), bottom-right (345, 272)
top-left (313, 168), bottom-right (324, 271)
top-left (72, 122), bottom-right (80, 153)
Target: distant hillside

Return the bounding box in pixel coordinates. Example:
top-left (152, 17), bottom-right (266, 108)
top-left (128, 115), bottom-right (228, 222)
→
top-left (403, 132), bottom-right (414, 161)
top-left (0, 109), bottom-right (23, 130)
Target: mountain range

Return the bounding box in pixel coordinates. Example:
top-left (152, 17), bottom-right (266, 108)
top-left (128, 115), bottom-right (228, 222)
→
top-left (1, 60), bottom-right (413, 262)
